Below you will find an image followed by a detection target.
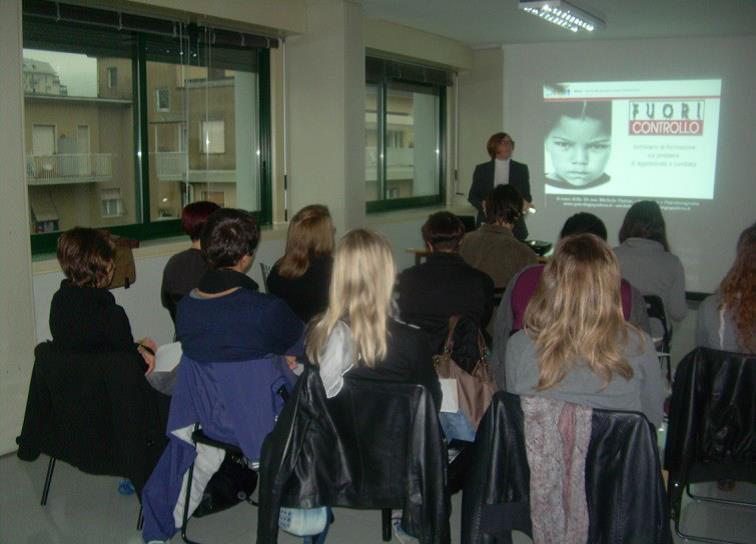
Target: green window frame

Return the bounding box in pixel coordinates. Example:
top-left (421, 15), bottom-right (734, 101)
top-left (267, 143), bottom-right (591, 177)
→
top-left (23, 1), bottom-right (274, 254)
top-left (365, 56), bottom-right (449, 213)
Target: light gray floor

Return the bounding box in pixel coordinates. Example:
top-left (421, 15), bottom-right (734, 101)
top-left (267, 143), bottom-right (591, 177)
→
top-left (1, 452), bottom-right (754, 544)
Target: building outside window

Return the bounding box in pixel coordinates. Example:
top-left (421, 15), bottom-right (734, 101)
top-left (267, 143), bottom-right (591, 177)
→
top-left (100, 188), bottom-right (124, 218)
top-left (365, 56), bottom-right (449, 212)
top-left (22, 1), bottom-right (274, 254)
top-left (155, 87), bottom-right (170, 111)
top-left (199, 120), bottom-right (225, 154)
top-left (107, 66), bottom-right (117, 88)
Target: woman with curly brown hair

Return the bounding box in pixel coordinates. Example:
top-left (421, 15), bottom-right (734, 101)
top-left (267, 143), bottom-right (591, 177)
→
top-left (49, 227), bottom-right (155, 372)
top-left (696, 224), bottom-right (756, 353)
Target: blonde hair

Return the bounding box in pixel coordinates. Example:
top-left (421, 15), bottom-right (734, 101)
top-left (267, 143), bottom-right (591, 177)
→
top-left (306, 229), bottom-right (395, 367)
top-left (277, 205), bottom-right (334, 279)
top-left (524, 234), bottom-right (635, 390)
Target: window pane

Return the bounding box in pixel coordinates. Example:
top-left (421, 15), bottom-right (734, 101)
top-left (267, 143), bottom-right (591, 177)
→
top-left (365, 84), bottom-right (379, 201)
top-left (147, 59), bottom-right (260, 221)
top-left (385, 87), bottom-right (439, 199)
top-left (24, 49), bottom-right (135, 233)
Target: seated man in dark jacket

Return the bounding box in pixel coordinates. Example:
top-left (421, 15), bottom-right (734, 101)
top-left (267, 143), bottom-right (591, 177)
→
top-left (396, 211), bottom-right (494, 354)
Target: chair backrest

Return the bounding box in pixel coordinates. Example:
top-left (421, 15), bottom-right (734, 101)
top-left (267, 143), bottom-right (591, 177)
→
top-left (259, 262), bottom-right (271, 293)
top-left (258, 366), bottom-right (450, 544)
top-left (664, 347), bottom-right (756, 514)
top-left (643, 294), bottom-right (670, 347)
top-left (16, 342), bottom-right (168, 494)
top-left (462, 392), bottom-right (669, 544)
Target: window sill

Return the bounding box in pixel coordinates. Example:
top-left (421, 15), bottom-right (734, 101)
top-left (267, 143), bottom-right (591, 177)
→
top-left (31, 222), bottom-right (289, 275)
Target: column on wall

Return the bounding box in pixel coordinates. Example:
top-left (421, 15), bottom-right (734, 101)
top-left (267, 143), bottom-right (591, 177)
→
top-left (285, 0), bottom-right (366, 233)
top-left (0, 0), bottom-right (38, 454)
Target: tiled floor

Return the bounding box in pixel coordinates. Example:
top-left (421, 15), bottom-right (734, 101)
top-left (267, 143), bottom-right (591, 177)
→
top-left (1, 452), bottom-right (753, 543)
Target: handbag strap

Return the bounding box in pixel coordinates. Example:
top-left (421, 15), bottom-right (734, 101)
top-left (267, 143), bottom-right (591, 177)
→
top-left (442, 315), bottom-right (461, 353)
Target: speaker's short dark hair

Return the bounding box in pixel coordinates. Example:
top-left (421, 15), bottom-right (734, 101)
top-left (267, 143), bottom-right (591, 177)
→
top-left (560, 212), bottom-right (608, 240)
top-left (484, 185), bottom-right (523, 225)
top-left (422, 211), bottom-right (465, 251)
top-left (201, 208), bottom-right (260, 268)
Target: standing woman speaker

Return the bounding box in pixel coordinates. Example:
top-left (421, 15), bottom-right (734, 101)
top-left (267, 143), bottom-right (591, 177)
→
top-left (468, 132), bottom-right (532, 240)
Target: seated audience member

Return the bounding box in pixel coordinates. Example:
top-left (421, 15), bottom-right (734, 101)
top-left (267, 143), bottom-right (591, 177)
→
top-left (306, 228), bottom-right (441, 409)
top-left (160, 201), bottom-right (220, 323)
top-left (142, 209), bottom-right (304, 544)
top-left (396, 211), bottom-right (494, 353)
top-left (614, 200), bottom-right (687, 335)
top-left (696, 224), bottom-right (755, 353)
top-left (505, 234), bottom-right (665, 427)
top-left (50, 227), bottom-right (155, 372)
top-left (176, 208), bottom-right (304, 364)
top-left (267, 204), bottom-right (334, 323)
top-left (512, 213), bottom-right (650, 333)
top-left (459, 185), bottom-right (538, 289)
top-left (491, 212), bottom-right (650, 389)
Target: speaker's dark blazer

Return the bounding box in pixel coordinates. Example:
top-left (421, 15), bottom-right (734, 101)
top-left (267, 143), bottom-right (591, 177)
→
top-left (468, 159), bottom-right (531, 240)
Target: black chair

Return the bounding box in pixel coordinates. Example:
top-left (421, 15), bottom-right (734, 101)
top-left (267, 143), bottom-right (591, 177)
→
top-left (258, 367), bottom-right (450, 544)
top-left (664, 347), bottom-right (756, 543)
top-left (462, 392), bottom-right (670, 544)
top-left (180, 427), bottom-right (258, 544)
top-left (180, 384), bottom-right (289, 543)
top-left (643, 294), bottom-right (673, 383)
top-left (16, 342), bottom-right (169, 529)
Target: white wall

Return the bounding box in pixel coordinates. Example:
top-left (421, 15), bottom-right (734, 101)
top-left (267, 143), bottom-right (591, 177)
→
top-left (0, 0), bottom-right (37, 455)
top-left (456, 47), bottom-right (504, 210)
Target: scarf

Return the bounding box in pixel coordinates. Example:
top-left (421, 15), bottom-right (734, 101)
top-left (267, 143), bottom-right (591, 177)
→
top-left (198, 268), bottom-right (259, 294)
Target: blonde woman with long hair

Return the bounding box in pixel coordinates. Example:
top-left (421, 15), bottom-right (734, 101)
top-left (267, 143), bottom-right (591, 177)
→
top-left (306, 229), bottom-right (441, 408)
top-left (268, 205), bottom-right (335, 322)
top-left (504, 234), bottom-right (665, 426)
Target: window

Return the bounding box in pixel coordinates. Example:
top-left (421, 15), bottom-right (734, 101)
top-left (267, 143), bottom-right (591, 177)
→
top-left (199, 120), bottom-right (225, 154)
top-left (23, 1), bottom-right (275, 253)
top-left (155, 88), bottom-right (170, 111)
top-left (365, 57), bottom-right (449, 212)
top-left (100, 188), bottom-right (124, 217)
top-left (107, 66), bottom-right (117, 88)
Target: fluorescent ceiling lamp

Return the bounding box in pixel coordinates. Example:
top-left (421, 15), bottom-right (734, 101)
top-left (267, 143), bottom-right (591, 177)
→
top-left (519, 0), bottom-right (605, 33)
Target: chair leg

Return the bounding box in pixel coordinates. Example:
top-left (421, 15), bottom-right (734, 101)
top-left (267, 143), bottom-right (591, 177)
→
top-left (381, 508), bottom-right (392, 542)
top-left (41, 456), bottom-right (56, 506)
top-left (137, 504), bottom-right (144, 531)
top-left (180, 460), bottom-right (199, 544)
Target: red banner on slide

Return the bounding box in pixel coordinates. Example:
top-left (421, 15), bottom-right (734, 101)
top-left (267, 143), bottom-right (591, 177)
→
top-left (628, 120), bottom-right (704, 135)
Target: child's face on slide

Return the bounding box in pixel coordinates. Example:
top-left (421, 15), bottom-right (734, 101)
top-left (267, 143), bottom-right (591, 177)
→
top-left (546, 116), bottom-right (611, 186)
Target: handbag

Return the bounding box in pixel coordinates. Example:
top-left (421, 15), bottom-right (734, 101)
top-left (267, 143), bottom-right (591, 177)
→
top-left (433, 315), bottom-right (495, 429)
top-left (109, 236), bottom-right (138, 289)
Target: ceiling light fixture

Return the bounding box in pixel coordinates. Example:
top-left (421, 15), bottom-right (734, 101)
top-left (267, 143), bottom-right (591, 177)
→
top-left (518, 0), bottom-right (605, 33)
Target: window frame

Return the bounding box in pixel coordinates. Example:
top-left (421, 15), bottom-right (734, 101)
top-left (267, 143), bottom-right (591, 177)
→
top-left (24, 10), bottom-right (273, 255)
top-left (365, 59), bottom-right (447, 214)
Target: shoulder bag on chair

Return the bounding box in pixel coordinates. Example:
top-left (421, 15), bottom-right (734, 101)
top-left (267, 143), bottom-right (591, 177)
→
top-left (433, 315), bottom-right (495, 430)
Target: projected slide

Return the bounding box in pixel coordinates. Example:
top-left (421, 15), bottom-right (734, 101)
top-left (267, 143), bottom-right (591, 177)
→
top-left (542, 80), bottom-right (721, 199)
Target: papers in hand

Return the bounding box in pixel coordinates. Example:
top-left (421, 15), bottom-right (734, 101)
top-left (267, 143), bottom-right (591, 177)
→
top-left (439, 379), bottom-right (459, 413)
top-left (155, 341), bottom-right (182, 372)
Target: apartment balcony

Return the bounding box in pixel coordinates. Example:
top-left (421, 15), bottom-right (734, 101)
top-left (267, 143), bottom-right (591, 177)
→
top-left (151, 152), bottom-right (236, 184)
top-left (365, 147), bottom-right (415, 181)
top-left (151, 151), bottom-right (186, 181)
top-left (26, 154), bottom-right (112, 185)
